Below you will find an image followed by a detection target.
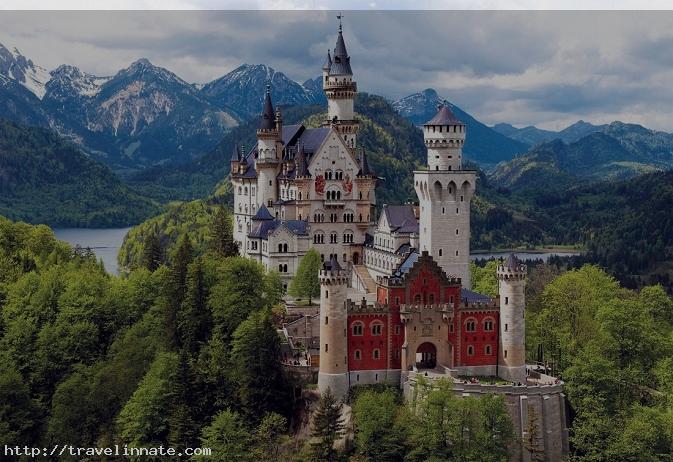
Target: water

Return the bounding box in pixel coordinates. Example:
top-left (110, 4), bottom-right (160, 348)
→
top-left (52, 227), bottom-right (581, 276)
top-left (470, 251), bottom-right (581, 262)
top-left (53, 227), bottom-right (132, 275)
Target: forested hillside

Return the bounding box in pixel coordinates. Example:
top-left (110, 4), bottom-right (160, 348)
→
top-left (0, 118), bottom-right (158, 227)
top-left (0, 215), bottom-right (293, 460)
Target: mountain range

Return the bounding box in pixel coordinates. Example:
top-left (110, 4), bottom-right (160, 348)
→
top-left (489, 121), bottom-right (673, 190)
top-left (492, 120), bottom-right (606, 145)
top-left (392, 88), bottom-right (529, 166)
top-left (0, 44), bottom-right (323, 171)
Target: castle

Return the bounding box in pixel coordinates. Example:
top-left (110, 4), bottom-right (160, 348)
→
top-left (232, 21), bottom-right (569, 461)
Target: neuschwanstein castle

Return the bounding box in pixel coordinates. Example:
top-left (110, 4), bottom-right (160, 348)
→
top-left (231, 21), bottom-right (569, 461)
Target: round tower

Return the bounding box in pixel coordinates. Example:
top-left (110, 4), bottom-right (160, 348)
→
top-left (423, 103), bottom-right (465, 171)
top-left (256, 85), bottom-right (282, 209)
top-left (413, 103), bottom-right (475, 287)
top-left (322, 19), bottom-right (358, 150)
top-left (317, 256), bottom-right (350, 400)
top-left (497, 253), bottom-right (527, 384)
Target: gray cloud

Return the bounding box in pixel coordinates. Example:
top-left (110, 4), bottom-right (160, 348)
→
top-left (0, 10), bottom-right (673, 130)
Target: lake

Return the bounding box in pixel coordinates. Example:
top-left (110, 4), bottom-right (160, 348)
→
top-left (54, 227), bottom-right (132, 275)
top-left (54, 227), bottom-right (580, 277)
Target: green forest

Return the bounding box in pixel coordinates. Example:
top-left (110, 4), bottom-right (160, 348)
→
top-left (0, 119), bottom-right (159, 227)
top-left (2, 211), bottom-right (673, 461)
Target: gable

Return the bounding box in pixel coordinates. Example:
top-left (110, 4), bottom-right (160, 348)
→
top-left (307, 128), bottom-right (359, 174)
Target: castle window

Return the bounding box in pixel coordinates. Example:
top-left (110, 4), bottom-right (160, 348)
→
top-left (355, 350), bottom-right (361, 360)
top-left (395, 297), bottom-right (400, 305)
top-left (326, 290), bottom-right (329, 298)
top-left (428, 294), bottom-right (435, 304)
top-left (371, 322), bottom-right (383, 336)
top-left (439, 249), bottom-right (443, 257)
top-left (485, 345), bottom-right (492, 355)
top-left (504, 350), bottom-right (508, 358)
top-left (505, 296), bottom-right (509, 305)
top-left (325, 316), bottom-right (328, 325)
top-left (465, 319), bottom-right (477, 332)
top-left (505, 323), bottom-right (508, 332)
top-left (455, 251), bottom-right (459, 256)
top-left (467, 345), bottom-right (474, 356)
top-left (484, 319), bottom-right (494, 331)
top-left (395, 325), bottom-right (400, 335)
top-left (352, 322), bottom-right (364, 336)
top-left (414, 294), bottom-right (421, 304)
top-left (373, 349), bottom-right (380, 360)
top-left (449, 323), bottom-right (454, 333)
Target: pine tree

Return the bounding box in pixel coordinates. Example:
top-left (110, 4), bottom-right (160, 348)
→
top-left (168, 351), bottom-right (199, 455)
top-left (178, 257), bottom-right (211, 357)
top-left (288, 249), bottom-right (321, 304)
top-left (211, 205), bottom-right (239, 258)
top-left (309, 388), bottom-right (344, 462)
top-left (166, 235), bottom-right (194, 349)
top-left (229, 310), bottom-right (292, 422)
top-left (141, 230), bottom-right (164, 271)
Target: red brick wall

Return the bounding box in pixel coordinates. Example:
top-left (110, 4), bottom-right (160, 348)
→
top-left (347, 313), bottom-right (389, 371)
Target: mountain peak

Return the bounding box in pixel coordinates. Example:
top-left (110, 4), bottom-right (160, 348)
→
top-left (0, 42), bottom-right (50, 99)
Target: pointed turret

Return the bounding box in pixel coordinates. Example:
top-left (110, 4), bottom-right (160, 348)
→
top-left (357, 148), bottom-right (374, 177)
top-left (230, 144), bottom-right (240, 163)
top-left (322, 50), bottom-right (332, 71)
top-left (330, 28), bottom-right (353, 75)
top-left (259, 84), bottom-right (275, 130)
top-left (252, 204), bottom-right (274, 221)
top-left (296, 144), bottom-right (310, 178)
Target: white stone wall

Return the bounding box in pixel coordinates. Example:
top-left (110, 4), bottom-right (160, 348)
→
top-left (498, 271), bottom-right (526, 384)
top-left (414, 170), bottom-right (475, 288)
top-left (317, 269), bottom-right (350, 399)
top-left (424, 124), bottom-right (465, 171)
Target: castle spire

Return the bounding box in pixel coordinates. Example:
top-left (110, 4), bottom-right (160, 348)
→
top-left (230, 143), bottom-right (240, 163)
top-left (322, 49), bottom-right (332, 71)
top-left (259, 84), bottom-right (275, 130)
top-left (357, 148), bottom-right (373, 177)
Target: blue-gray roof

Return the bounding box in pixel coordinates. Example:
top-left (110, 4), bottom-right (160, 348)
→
top-left (394, 251), bottom-right (419, 277)
top-left (248, 219), bottom-right (309, 240)
top-left (252, 204), bottom-right (274, 221)
top-left (384, 205), bottom-right (418, 234)
top-left (461, 288), bottom-right (492, 303)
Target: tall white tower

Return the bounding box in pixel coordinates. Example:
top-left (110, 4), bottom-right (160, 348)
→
top-left (255, 85), bottom-right (282, 210)
top-left (317, 257), bottom-right (350, 400)
top-left (322, 18), bottom-right (358, 150)
top-left (413, 104), bottom-right (476, 287)
top-left (497, 253), bottom-right (527, 384)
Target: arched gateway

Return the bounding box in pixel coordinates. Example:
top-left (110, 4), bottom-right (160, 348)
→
top-left (416, 342), bottom-right (437, 369)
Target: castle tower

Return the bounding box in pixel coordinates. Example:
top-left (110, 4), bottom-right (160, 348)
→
top-left (413, 104), bottom-right (476, 287)
top-left (497, 253), bottom-right (527, 384)
top-left (322, 18), bottom-right (358, 150)
top-left (255, 85), bottom-right (282, 209)
top-left (317, 256), bottom-right (350, 400)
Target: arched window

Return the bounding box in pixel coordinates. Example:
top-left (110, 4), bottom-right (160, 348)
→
top-left (283, 243), bottom-right (288, 253)
top-left (352, 322), bottom-right (364, 336)
top-left (467, 345), bottom-right (474, 356)
top-left (373, 349), bottom-right (380, 360)
top-left (371, 322), bottom-right (383, 336)
top-left (483, 318), bottom-right (494, 332)
top-left (485, 345), bottom-right (492, 355)
top-left (278, 244), bottom-right (283, 253)
top-left (354, 350), bottom-right (361, 360)
top-left (465, 318), bottom-right (477, 332)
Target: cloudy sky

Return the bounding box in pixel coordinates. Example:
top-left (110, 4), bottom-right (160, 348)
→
top-left (1, 10), bottom-right (673, 131)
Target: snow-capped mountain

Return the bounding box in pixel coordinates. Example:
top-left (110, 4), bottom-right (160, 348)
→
top-left (392, 88), bottom-right (528, 165)
top-left (43, 58), bottom-right (239, 167)
top-left (0, 44), bottom-right (332, 169)
top-left (201, 64), bottom-right (325, 119)
top-left (0, 44), bottom-right (51, 99)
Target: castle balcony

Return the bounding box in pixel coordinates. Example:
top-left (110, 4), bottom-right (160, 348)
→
top-left (323, 80), bottom-right (357, 92)
top-left (324, 199), bottom-right (346, 207)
